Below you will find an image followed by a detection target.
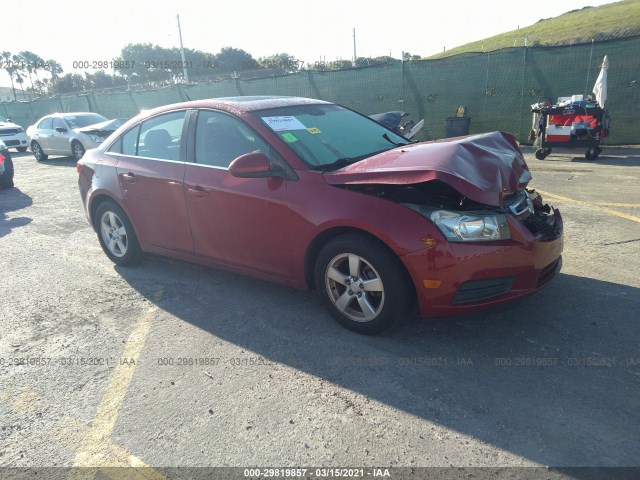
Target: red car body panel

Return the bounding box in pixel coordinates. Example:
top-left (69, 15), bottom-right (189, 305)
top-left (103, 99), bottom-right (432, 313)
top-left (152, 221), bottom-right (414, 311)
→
top-left (184, 165), bottom-right (293, 277)
top-left (401, 212), bottom-right (564, 316)
top-left (78, 97), bottom-right (563, 319)
top-left (116, 156), bottom-right (193, 254)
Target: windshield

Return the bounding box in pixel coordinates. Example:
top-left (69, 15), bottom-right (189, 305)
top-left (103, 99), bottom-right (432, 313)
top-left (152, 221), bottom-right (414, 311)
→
top-left (64, 113), bottom-right (108, 129)
top-left (253, 104), bottom-right (409, 170)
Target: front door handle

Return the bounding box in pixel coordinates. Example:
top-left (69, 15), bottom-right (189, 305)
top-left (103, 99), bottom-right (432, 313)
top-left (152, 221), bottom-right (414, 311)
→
top-left (188, 185), bottom-right (209, 198)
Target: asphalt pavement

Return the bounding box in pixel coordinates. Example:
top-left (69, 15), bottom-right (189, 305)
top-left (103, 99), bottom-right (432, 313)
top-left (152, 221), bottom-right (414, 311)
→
top-left (0, 146), bottom-right (639, 480)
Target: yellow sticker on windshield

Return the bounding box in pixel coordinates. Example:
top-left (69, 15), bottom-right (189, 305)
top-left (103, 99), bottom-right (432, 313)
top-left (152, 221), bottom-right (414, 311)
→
top-left (307, 127), bottom-right (321, 134)
top-left (282, 132), bottom-right (298, 142)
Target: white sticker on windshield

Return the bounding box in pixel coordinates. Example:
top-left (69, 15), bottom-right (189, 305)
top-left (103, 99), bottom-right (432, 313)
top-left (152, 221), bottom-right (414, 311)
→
top-left (262, 116), bottom-right (307, 131)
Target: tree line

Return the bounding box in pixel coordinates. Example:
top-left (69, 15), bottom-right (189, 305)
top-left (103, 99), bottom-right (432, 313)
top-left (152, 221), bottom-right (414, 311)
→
top-left (1, 44), bottom-right (400, 99)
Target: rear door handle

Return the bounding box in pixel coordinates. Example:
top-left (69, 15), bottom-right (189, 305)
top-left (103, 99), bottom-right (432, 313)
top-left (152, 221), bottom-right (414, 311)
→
top-left (121, 172), bottom-right (136, 184)
top-left (188, 185), bottom-right (209, 198)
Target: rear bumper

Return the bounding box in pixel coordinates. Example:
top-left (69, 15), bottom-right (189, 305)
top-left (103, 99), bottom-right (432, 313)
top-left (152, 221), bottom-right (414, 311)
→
top-left (401, 210), bottom-right (564, 317)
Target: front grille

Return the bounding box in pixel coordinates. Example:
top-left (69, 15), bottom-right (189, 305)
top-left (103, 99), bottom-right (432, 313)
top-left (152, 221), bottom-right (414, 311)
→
top-left (538, 257), bottom-right (562, 287)
top-left (452, 277), bottom-right (515, 304)
top-left (2, 140), bottom-right (20, 146)
top-left (504, 190), bottom-right (533, 216)
top-left (0, 129), bottom-right (21, 135)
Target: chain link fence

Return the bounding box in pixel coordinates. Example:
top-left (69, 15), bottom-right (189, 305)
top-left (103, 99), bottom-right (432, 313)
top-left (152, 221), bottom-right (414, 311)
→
top-left (2, 36), bottom-right (638, 144)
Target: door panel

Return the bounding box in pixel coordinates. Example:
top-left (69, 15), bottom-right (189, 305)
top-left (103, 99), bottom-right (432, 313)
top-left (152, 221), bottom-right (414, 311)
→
top-left (117, 157), bottom-right (192, 253)
top-left (184, 166), bottom-right (292, 277)
top-left (34, 118), bottom-right (54, 153)
top-left (116, 111), bottom-right (193, 253)
top-left (184, 109), bottom-right (293, 278)
top-left (51, 117), bottom-right (71, 154)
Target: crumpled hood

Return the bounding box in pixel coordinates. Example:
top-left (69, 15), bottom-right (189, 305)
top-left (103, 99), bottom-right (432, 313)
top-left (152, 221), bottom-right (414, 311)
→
top-left (77, 118), bottom-right (127, 136)
top-left (324, 131), bottom-right (531, 207)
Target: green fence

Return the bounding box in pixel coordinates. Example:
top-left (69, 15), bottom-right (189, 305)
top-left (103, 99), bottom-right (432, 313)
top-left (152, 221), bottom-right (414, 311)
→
top-left (2, 36), bottom-right (639, 144)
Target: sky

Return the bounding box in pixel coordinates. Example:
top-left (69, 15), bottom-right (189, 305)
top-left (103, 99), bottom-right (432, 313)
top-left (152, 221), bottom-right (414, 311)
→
top-left (0, 0), bottom-right (619, 88)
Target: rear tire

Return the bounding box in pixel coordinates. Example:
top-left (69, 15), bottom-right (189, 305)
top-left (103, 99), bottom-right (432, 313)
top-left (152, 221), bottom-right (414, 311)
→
top-left (535, 147), bottom-right (551, 160)
top-left (94, 200), bottom-right (142, 266)
top-left (0, 157), bottom-right (14, 189)
top-left (314, 234), bottom-right (412, 334)
top-left (31, 141), bottom-right (48, 161)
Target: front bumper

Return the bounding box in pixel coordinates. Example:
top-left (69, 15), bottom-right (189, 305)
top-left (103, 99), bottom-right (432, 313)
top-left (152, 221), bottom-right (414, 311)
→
top-left (402, 207), bottom-right (564, 317)
top-left (0, 130), bottom-right (27, 150)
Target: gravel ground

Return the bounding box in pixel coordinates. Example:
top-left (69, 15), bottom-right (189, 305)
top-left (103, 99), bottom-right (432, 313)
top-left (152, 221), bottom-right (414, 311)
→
top-left (0, 146), bottom-right (639, 480)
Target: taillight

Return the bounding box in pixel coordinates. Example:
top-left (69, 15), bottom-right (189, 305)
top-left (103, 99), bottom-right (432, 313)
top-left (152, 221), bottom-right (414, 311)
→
top-left (76, 161), bottom-right (81, 174)
top-left (0, 153), bottom-right (5, 166)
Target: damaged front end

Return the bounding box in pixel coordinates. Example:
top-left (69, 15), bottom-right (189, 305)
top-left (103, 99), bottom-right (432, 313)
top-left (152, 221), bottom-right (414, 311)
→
top-left (77, 118), bottom-right (128, 142)
top-left (518, 190), bottom-right (563, 241)
top-left (323, 132), bottom-right (564, 314)
top-left (337, 180), bottom-right (562, 244)
top-left (324, 131), bottom-right (562, 244)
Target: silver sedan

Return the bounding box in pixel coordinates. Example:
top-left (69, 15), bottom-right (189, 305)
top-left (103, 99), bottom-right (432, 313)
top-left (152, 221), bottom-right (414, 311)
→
top-left (26, 112), bottom-right (113, 161)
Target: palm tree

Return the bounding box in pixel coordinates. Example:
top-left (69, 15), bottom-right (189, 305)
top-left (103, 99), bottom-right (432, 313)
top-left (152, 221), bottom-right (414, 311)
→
top-left (18, 51), bottom-right (45, 94)
top-left (12, 54), bottom-right (28, 100)
top-left (46, 59), bottom-right (64, 95)
top-left (1, 51), bottom-right (17, 101)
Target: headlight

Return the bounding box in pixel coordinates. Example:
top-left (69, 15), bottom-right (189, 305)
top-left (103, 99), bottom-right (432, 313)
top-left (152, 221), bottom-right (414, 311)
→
top-left (88, 135), bottom-right (104, 144)
top-left (405, 205), bottom-right (511, 242)
top-left (17, 127), bottom-right (24, 133)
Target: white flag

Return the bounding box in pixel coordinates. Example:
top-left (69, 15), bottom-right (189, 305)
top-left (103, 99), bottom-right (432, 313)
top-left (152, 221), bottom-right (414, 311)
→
top-left (592, 55), bottom-right (608, 108)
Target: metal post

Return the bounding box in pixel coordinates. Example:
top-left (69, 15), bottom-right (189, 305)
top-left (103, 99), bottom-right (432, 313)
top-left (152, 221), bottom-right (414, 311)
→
top-left (518, 42), bottom-right (528, 143)
top-left (584, 39), bottom-right (594, 98)
top-left (177, 14), bottom-right (189, 84)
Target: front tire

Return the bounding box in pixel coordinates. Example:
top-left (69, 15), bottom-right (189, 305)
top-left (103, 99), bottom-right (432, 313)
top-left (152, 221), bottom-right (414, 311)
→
top-left (585, 147), bottom-right (599, 161)
top-left (72, 141), bottom-right (85, 161)
top-left (94, 200), bottom-right (142, 266)
top-left (31, 141), bottom-right (48, 161)
top-left (314, 234), bottom-right (412, 334)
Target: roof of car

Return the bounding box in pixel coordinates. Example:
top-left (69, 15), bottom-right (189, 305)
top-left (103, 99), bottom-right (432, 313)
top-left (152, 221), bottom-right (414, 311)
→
top-left (148, 96), bottom-right (332, 115)
top-left (211, 96), bottom-right (331, 111)
top-left (39, 112), bottom-right (107, 119)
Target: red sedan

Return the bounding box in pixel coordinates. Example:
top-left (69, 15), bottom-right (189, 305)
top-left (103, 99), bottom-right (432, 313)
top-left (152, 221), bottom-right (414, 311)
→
top-left (77, 96), bottom-right (563, 334)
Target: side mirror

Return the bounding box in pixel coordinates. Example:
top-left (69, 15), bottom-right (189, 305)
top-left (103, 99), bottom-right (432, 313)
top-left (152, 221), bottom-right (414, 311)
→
top-left (56, 127), bottom-right (68, 133)
top-left (229, 151), bottom-right (276, 178)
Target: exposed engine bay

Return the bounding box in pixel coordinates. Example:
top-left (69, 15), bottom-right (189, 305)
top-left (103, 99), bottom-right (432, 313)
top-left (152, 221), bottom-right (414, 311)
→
top-left (339, 181), bottom-right (562, 242)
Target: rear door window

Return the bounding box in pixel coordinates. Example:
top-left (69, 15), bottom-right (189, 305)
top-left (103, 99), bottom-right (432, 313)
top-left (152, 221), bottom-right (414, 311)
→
top-left (137, 112), bottom-right (186, 161)
top-left (38, 118), bottom-right (53, 130)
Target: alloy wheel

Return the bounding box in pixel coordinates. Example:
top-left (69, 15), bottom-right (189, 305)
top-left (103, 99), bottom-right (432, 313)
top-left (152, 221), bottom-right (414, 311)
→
top-left (324, 253), bottom-right (385, 322)
top-left (100, 211), bottom-right (128, 258)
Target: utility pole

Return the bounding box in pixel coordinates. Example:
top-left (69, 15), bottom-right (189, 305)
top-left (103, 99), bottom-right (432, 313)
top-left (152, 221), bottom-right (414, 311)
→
top-left (177, 14), bottom-right (189, 84)
top-left (353, 28), bottom-right (357, 63)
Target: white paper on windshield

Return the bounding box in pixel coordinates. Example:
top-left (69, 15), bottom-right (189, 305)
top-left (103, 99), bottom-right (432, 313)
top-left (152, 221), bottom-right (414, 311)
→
top-left (262, 116), bottom-right (307, 131)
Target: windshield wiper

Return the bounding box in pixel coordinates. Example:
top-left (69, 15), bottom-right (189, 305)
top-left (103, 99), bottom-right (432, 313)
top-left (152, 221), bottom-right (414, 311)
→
top-left (382, 132), bottom-right (410, 147)
top-left (314, 157), bottom-right (357, 172)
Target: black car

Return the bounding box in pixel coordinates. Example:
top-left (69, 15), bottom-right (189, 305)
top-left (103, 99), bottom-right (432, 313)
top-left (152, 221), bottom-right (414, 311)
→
top-left (0, 140), bottom-right (14, 189)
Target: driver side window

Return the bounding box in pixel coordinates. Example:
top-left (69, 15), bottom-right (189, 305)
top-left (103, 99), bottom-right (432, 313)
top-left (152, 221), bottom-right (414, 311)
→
top-left (195, 110), bottom-right (269, 168)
